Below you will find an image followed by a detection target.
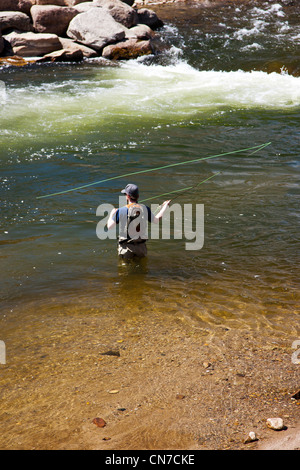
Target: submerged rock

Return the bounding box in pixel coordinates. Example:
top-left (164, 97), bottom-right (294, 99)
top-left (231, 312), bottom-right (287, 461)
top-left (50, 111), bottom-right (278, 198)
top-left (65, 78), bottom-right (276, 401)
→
top-left (67, 7), bottom-right (125, 51)
top-left (0, 55), bottom-right (35, 65)
top-left (101, 349), bottom-right (120, 356)
top-left (92, 417), bottom-right (106, 428)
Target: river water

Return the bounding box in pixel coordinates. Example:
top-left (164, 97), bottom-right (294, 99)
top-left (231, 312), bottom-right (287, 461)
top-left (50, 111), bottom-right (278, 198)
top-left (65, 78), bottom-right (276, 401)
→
top-left (0, 1), bottom-right (299, 361)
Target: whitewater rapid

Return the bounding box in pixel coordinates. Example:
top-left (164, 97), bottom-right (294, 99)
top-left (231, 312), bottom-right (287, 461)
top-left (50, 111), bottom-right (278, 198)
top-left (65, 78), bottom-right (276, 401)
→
top-left (1, 62), bottom-right (300, 142)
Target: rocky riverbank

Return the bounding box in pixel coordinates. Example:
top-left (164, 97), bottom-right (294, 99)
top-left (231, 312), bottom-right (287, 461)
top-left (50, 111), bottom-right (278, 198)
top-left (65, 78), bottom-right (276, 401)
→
top-left (0, 0), bottom-right (166, 64)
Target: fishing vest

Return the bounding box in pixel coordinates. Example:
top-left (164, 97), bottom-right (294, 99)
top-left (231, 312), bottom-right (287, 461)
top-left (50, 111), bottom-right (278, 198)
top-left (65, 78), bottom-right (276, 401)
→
top-left (118, 203), bottom-right (148, 244)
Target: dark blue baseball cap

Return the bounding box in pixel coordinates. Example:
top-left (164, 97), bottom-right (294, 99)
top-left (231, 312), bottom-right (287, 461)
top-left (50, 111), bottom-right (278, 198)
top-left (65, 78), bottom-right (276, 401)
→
top-left (121, 183), bottom-right (139, 199)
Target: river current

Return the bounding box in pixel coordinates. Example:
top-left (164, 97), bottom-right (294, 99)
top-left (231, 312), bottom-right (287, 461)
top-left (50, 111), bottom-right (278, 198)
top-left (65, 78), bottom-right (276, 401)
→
top-left (0, 1), bottom-right (299, 346)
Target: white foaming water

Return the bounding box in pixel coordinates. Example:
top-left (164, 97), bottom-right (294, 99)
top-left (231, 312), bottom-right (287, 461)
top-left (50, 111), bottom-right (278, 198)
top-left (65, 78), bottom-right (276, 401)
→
top-left (120, 61), bottom-right (300, 108)
top-left (233, 2), bottom-right (286, 41)
top-left (0, 62), bottom-right (300, 139)
top-left (252, 3), bottom-right (285, 18)
top-left (0, 80), bottom-right (7, 104)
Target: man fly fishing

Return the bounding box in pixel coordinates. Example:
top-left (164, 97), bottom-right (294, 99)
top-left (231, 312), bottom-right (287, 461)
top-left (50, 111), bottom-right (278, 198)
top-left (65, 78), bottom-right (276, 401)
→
top-left (107, 183), bottom-right (170, 260)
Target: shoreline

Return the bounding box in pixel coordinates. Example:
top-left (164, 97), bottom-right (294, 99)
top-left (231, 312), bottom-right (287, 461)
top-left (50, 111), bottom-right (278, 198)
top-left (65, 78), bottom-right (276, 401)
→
top-left (1, 298), bottom-right (299, 450)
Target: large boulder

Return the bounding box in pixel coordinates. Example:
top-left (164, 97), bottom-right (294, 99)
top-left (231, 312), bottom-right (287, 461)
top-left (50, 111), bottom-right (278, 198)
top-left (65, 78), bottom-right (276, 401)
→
top-left (93, 0), bottom-right (138, 28)
top-left (136, 8), bottom-right (164, 30)
top-left (3, 30), bottom-right (62, 56)
top-left (31, 5), bottom-right (78, 36)
top-left (59, 36), bottom-right (98, 57)
top-left (0, 0), bottom-right (34, 15)
top-left (67, 7), bottom-right (125, 51)
top-left (102, 38), bottom-right (152, 60)
top-left (0, 11), bottom-right (33, 33)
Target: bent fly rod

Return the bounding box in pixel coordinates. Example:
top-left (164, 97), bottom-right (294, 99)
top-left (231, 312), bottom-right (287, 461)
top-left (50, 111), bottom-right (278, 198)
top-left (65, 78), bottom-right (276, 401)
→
top-left (36, 142), bottom-right (271, 200)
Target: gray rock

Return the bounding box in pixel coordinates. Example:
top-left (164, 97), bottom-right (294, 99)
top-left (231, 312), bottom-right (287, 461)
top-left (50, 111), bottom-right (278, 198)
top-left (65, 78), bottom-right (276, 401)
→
top-left (59, 37), bottom-right (98, 58)
top-left (0, 11), bottom-right (33, 33)
top-left (92, 0), bottom-right (138, 28)
top-left (67, 7), bottom-right (125, 51)
top-left (3, 31), bottom-right (62, 57)
top-left (31, 5), bottom-right (78, 37)
top-left (124, 24), bottom-right (155, 40)
top-left (36, 47), bottom-right (83, 62)
top-left (136, 8), bottom-right (163, 30)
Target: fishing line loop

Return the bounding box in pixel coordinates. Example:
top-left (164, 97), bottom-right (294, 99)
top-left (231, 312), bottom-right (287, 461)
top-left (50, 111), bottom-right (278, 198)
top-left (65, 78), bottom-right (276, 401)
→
top-left (36, 142), bottom-right (271, 200)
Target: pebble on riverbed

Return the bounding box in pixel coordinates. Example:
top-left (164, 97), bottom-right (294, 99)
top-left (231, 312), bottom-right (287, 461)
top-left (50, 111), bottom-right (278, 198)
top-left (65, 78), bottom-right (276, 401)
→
top-left (92, 417), bottom-right (107, 428)
top-left (244, 431), bottom-right (258, 444)
top-left (266, 417), bottom-right (285, 431)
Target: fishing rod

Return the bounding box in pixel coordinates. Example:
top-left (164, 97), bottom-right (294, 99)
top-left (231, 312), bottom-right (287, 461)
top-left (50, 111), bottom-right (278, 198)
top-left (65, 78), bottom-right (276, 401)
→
top-left (36, 142), bottom-right (271, 199)
top-left (141, 172), bottom-right (221, 215)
